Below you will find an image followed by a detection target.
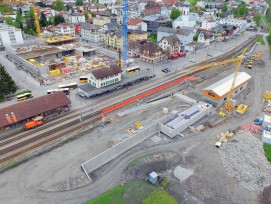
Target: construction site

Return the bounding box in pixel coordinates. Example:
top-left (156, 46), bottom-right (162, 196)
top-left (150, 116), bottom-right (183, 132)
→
top-left (1, 33), bottom-right (271, 204)
top-left (5, 35), bottom-right (117, 85)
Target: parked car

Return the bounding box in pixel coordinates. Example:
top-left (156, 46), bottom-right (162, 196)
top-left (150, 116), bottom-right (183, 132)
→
top-left (171, 54), bottom-right (179, 59)
top-left (161, 68), bottom-right (170, 73)
top-left (189, 59), bottom-right (196, 63)
top-left (176, 52), bottom-right (186, 57)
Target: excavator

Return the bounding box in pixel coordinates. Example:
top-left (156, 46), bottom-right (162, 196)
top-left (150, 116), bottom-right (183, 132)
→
top-left (0, 0), bottom-right (41, 37)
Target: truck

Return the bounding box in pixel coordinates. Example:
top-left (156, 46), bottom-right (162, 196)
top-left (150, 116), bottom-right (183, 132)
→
top-left (24, 116), bottom-right (43, 130)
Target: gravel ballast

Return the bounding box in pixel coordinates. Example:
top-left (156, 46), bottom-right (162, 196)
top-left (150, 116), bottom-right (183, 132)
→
top-left (219, 130), bottom-right (271, 191)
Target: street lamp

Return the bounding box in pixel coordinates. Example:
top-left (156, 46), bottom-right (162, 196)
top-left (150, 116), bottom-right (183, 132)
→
top-left (152, 60), bottom-right (155, 77)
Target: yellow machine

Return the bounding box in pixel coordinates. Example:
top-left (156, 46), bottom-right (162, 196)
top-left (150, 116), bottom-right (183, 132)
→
top-left (0, 0), bottom-right (41, 37)
top-left (236, 104), bottom-right (249, 114)
top-left (263, 91), bottom-right (271, 99)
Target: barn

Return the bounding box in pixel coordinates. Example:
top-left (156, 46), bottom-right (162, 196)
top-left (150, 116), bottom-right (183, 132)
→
top-left (0, 92), bottom-right (71, 130)
top-left (203, 72), bottom-right (252, 106)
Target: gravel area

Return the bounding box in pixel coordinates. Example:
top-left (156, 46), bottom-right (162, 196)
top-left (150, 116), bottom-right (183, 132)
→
top-left (219, 130), bottom-right (271, 191)
top-left (173, 165), bottom-right (194, 182)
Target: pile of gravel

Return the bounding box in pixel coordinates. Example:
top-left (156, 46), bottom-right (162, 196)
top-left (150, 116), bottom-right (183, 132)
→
top-left (219, 130), bottom-right (271, 191)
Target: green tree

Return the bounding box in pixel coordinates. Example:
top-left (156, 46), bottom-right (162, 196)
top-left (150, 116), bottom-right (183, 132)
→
top-left (53, 0), bottom-right (65, 11)
top-left (53, 15), bottom-right (65, 26)
top-left (0, 65), bottom-right (17, 98)
top-left (75, 0), bottom-right (83, 6)
top-left (193, 31), bottom-right (199, 41)
top-left (222, 3), bottom-right (228, 12)
top-left (170, 8), bottom-right (181, 20)
top-left (232, 2), bottom-right (248, 17)
top-left (91, 12), bottom-right (96, 17)
top-left (84, 12), bottom-right (89, 20)
top-left (0, 5), bottom-right (13, 13)
top-left (253, 13), bottom-right (261, 26)
top-left (39, 12), bottom-right (48, 27)
top-left (5, 17), bottom-right (14, 25)
top-left (26, 7), bottom-right (35, 31)
top-left (15, 9), bottom-right (24, 29)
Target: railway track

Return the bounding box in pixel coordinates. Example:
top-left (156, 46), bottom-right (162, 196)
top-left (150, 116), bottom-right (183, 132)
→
top-left (0, 36), bottom-right (258, 165)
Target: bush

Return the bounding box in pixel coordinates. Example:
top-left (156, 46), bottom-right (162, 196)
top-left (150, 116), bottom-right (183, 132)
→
top-left (263, 143), bottom-right (271, 163)
top-left (256, 37), bottom-right (265, 45)
top-left (161, 178), bottom-right (171, 189)
top-left (0, 95), bottom-right (4, 102)
top-left (16, 90), bottom-right (32, 95)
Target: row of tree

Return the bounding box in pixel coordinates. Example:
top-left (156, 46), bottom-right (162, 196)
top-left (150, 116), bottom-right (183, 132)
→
top-left (0, 65), bottom-right (17, 99)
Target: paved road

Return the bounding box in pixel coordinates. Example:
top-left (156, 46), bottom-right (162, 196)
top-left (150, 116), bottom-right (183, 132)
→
top-left (0, 36), bottom-right (269, 203)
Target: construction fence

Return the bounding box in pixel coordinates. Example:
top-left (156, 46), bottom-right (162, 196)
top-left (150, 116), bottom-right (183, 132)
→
top-left (81, 122), bottom-right (158, 180)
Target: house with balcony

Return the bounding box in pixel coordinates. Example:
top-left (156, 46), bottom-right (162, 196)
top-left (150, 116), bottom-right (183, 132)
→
top-left (198, 31), bottom-right (215, 46)
top-left (127, 19), bottom-right (147, 32)
top-left (68, 13), bottom-right (86, 23)
top-left (158, 35), bottom-right (181, 54)
top-left (55, 23), bottom-right (75, 35)
top-left (81, 23), bottom-right (103, 44)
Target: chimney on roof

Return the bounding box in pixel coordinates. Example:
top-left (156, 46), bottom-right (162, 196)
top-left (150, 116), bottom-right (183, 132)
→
top-left (5, 114), bottom-right (13, 124)
top-left (10, 112), bottom-right (17, 123)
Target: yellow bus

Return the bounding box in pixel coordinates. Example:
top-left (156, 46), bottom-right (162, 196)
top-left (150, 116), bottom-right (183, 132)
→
top-left (79, 76), bottom-right (88, 83)
top-left (126, 66), bottom-right (140, 74)
top-left (58, 82), bottom-right (78, 90)
top-left (17, 93), bottom-right (34, 101)
top-left (47, 88), bottom-right (70, 95)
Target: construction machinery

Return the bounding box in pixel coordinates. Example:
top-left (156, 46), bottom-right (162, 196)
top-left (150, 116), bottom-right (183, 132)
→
top-left (257, 51), bottom-right (262, 58)
top-left (215, 130), bottom-right (236, 148)
top-left (236, 104), bottom-right (249, 114)
top-left (0, 0), bottom-right (41, 37)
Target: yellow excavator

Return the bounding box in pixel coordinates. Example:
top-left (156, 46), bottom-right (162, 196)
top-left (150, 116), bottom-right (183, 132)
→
top-left (0, 0), bottom-right (41, 37)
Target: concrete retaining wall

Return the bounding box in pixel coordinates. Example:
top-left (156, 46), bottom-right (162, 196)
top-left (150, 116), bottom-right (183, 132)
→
top-left (81, 123), bottom-right (158, 179)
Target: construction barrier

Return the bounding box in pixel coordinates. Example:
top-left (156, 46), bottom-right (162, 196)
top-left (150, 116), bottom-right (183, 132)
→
top-left (102, 76), bottom-right (196, 115)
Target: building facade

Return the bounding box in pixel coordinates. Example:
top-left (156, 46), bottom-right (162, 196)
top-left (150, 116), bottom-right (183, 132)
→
top-left (144, 1), bottom-right (161, 16)
top-left (81, 24), bottom-right (103, 44)
top-left (158, 35), bottom-right (181, 54)
top-left (55, 23), bottom-right (75, 35)
top-left (68, 13), bottom-right (86, 23)
top-left (88, 65), bottom-right (122, 88)
top-left (0, 24), bottom-right (24, 49)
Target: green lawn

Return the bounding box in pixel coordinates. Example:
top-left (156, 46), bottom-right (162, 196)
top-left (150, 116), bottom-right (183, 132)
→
top-left (263, 143), bottom-right (271, 163)
top-left (85, 180), bottom-right (159, 204)
top-left (142, 190), bottom-right (178, 204)
top-left (188, 0), bottom-right (198, 6)
top-left (256, 37), bottom-right (265, 45)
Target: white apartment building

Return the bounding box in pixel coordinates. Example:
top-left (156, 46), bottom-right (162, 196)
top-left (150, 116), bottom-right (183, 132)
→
top-left (81, 23), bottom-right (103, 44)
top-left (68, 13), bottom-right (86, 23)
top-left (0, 24), bottom-right (24, 49)
top-left (201, 15), bottom-right (216, 30)
top-left (219, 18), bottom-right (248, 32)
top-left (55, 23), bottom-right (75, 35)
top-left (88, 65), bottom-right (122, 88)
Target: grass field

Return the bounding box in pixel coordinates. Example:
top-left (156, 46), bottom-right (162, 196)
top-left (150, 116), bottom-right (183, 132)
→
top-left (85, 180), bottom-right (160, 204)
top-left (256, 37), bottom-right (265, 45)
top-left (263, 143), bottom-right (271, 163)
top-left (142, 190), bottom-right (178, 204)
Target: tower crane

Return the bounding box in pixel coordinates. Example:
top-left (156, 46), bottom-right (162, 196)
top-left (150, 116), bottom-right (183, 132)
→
top-left (0, 0), bottom-right (41, 37)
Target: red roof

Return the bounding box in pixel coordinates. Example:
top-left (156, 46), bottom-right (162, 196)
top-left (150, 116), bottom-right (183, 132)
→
top-left (0, 92), bottom-right (70, 128)
top-left (127, 19), bottom-right (142, 25)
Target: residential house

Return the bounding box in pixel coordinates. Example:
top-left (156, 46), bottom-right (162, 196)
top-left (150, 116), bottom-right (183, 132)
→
top-left (128, 41), bottom-right (142, 57)
top-left (127, 19), bottom-right (147, 31)
top-left (88, 65), bottom-right (122, 88)
top-left (203, 8), bottom-right (218, 16)
top-left (83, 5), bottom-right (107, 12)
top-left (128, 9), bottom-right (141, 19)
top-left (104, 30), bottom-right (122, 50)
top-left (215, 24), bottom-right (238, 41)
top-left (55, 23), bottom-right (75, 35)
top-left (74, 24), bottom-right (82, 34)
top-left (197, 31), bottom-right (215, 46)
top-left (68, 13), bottom-right (86, 23)
top-left (157, 26), bottom-right (195, 50)
top-left (98, 0), bottom-right (114, 4)
top-left (93, 16), bottom-right (111, 26)
top-left (140, 42), bottom-right (166, 63)
top-left (102, 22), bottom-right (121, 32)
top-left (0, 24), bottom-right (24, 50)
top-left (128, 30), bottom-right (148, 42)
top-left (160, 6), bottom-right (171, 17)
top-left (142, 15), bottom-right (171, 34)
top-left (158, 35), bottom-right (181, 54)
top-left (144, 1), bottom-right (161, 16)
top-left (42, 25), bottom-right (56, 36)
top-left (200, 15), bottom-right (216, 30)
top-left (219, 17), bottom-right (248, 32)
top-left (172, 1), bottom-right (199, 29)
top-left (81, 23), bottom-right (103, 44)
